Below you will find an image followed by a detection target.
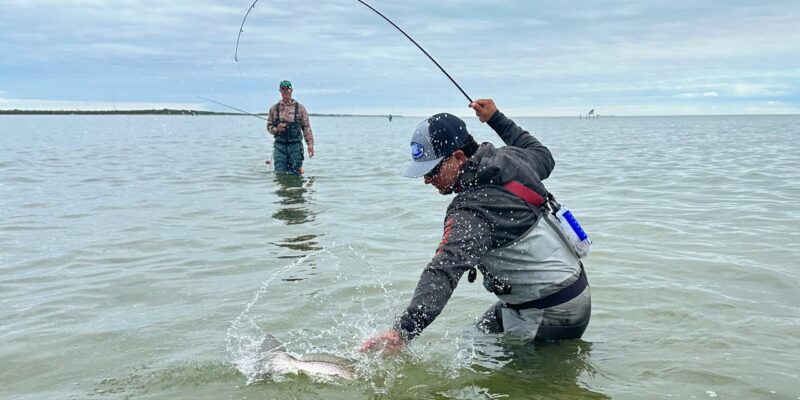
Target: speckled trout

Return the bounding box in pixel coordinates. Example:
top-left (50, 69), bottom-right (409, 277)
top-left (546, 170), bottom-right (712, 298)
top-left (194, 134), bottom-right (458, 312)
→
top-left (256, 334), bottom-right (356, 381)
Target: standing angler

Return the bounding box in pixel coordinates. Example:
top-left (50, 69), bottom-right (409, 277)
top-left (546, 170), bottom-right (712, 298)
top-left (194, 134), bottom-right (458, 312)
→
top-left (267, 80), bottom-right (315, 174)
top-left (361, 99), bottom-right (592, 353)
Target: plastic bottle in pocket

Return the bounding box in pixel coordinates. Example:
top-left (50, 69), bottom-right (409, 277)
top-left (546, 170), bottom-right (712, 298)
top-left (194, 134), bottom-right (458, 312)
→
top-left (555, 207), bottom-right (591, 257)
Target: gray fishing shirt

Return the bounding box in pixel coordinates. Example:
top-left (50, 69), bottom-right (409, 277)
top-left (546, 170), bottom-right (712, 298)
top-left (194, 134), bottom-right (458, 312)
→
top-left (395, 111), bottom-right (558, 340)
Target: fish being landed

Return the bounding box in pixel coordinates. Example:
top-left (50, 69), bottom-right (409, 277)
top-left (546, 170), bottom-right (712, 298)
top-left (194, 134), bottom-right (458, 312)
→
top-left (255, 334), bottom-right (357, 381)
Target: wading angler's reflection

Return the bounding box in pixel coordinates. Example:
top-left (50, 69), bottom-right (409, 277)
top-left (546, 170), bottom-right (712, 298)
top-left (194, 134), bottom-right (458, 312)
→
top-left (272, 174), bottom-right (316, 225)
top-left (471, 338), bottom-right (608, 399)
top-left (271, 173), bottom-right (320, 254)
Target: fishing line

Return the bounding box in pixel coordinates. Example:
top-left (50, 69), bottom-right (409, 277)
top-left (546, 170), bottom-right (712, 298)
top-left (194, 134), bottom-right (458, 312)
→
top-left (355, 0), bottom-right (472, 103)
top-left (231, 1), bottom-right (287, 170)
top-left (233, 0), bottom-right (472, 103)
top-left (195, 96), bottom-right (276, 167)
top-left (196, 95), bottom-right (268, 121)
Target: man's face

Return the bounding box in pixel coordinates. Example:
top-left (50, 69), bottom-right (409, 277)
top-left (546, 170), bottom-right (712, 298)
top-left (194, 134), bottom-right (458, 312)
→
top-left (423, 151), bottom-right (464, 195)
top-left (280, 87), bottom-right (293, 101)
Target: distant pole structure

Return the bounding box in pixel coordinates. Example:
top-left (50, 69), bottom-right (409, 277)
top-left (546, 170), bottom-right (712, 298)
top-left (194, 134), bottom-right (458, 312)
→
top-left (588, 109), bottom-right (595, 120)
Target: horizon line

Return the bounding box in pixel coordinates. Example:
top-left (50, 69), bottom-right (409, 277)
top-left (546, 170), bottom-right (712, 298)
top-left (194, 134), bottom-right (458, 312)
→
top-left (1, 108), bottom-right (798, 119)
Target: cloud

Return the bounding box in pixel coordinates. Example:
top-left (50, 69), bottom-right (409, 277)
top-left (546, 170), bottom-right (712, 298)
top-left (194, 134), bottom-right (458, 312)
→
top-left (1, 0), bottom-right (799, 115)
top-left (68, 43), bottom-right (164, 57)
top-left (732, 84), bottom-right (790, 97)
top-left (676, 92), bottom-right (719, 98)
top-left (0, 97), bottom-right (200, 111)
top-left (745, 101), bottom-right (800, 114)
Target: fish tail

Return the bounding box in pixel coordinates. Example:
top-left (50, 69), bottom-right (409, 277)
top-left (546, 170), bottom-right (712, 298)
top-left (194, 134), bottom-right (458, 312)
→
top-left (259, 333), bottom-right (285, 354)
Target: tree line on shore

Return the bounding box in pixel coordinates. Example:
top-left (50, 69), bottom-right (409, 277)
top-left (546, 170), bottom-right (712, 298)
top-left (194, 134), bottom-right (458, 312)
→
top-left (0, 109), bottom-right (398, 117)
top-left (0, 109), bottom-right (245, 116)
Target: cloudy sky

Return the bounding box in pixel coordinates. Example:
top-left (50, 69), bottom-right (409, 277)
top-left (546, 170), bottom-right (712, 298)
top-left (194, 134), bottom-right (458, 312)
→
top-left (1, 0), bottom-right (798, 116)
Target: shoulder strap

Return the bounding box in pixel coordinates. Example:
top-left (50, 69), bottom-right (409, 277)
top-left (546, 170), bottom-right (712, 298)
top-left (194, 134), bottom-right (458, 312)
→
top-left (502, 180), bottom-right (545, 207)
top-left (293, 102), bottom-right (299, 123)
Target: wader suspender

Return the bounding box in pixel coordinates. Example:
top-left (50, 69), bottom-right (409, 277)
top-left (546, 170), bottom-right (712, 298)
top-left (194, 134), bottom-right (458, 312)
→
top-left (465, 181), bottom-right (550, 291)
top-left (275, 102), bottom-right (301, 144)
top-left (503, 180), bottom-right (546, 207)
top-left (499, 180), bottom-right (588, 310)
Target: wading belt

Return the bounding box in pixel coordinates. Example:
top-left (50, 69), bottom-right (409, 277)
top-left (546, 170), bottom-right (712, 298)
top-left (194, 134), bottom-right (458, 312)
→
top-left (505, 266), bottom-right (587, 310)
top-left (501, 180), bottom-right (588, 310)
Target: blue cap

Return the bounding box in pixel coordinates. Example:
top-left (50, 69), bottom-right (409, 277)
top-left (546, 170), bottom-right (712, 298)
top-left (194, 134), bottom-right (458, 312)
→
top-left (403, 113), bottom-right (472, 178)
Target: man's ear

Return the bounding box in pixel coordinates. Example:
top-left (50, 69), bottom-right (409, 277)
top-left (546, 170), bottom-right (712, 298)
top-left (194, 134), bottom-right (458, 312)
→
top-left (452, 150), bottom-right (468, 162)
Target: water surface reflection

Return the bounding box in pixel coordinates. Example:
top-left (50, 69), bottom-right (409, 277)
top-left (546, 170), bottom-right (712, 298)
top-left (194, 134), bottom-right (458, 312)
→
top-left (272, 174), bottom-right (316, 226)
top-left (270, 174), bottom-right (321, 281)
top-left (471, 338), bottom-right (609, 399)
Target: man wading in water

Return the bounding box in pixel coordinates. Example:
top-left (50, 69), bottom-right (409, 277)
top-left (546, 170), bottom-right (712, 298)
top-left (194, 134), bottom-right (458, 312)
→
top-left (266, 80), bottom-right (315, 174)
top-left (361, 99), bottom-right (592, 353)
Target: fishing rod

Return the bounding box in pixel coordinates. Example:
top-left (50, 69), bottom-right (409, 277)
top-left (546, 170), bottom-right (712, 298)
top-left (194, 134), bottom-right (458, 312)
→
top-left (234, 0), bottom-right (260, 61)
top-left (233, 0), bottom-right (472, 103)
top-left (196, 96), bottom-right (268, 121)
top-left (355, 0), bottom-right (472, 103)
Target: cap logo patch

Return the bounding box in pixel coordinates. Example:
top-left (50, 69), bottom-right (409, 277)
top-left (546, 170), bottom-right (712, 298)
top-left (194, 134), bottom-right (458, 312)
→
top-left (410, 142), bottom-right (424, 160)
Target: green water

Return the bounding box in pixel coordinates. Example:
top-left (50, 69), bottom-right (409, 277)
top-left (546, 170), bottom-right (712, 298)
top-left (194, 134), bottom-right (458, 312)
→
top-left (1, 115), bottom-right (798, 399)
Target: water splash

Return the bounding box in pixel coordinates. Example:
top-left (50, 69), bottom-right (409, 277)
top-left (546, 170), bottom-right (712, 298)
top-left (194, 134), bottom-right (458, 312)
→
top-left (225, 242), bottom-right (494, 389)
top-left (224, 243), bottom-right (401, 385)
top-left (225, 252), bottom-right (315, 384)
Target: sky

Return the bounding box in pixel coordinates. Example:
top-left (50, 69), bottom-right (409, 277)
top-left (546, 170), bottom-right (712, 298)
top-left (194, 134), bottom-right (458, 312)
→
top-left (1, 0), bottom-right (798, 117)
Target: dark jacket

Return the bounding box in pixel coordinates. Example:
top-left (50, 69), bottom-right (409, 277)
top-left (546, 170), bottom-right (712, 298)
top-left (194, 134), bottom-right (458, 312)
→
top-left (395, 111), bottom-right (556, 340)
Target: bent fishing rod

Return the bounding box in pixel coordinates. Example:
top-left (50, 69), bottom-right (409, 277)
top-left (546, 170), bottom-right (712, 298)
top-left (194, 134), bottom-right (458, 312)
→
top-left (234, 0), bottom-right (260, 62)
top-left (354, 0), bottom-right (472, 103)
top-left (234, 0), bottom-right (472, 103)
top-left (196, 96), bottom-right (268, 121)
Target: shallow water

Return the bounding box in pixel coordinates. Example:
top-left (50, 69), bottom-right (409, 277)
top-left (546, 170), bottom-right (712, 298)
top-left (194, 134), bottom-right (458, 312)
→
top-left (1, 114), bottom-right (798, 399)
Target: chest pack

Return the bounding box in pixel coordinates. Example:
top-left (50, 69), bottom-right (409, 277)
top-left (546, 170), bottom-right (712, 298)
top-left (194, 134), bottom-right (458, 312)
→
top-left (273, 102), bottom-right (303, 144)
top-left (466, 180), bottom-right (590, 308)
top-left (503, 181), bottom-right (591, 258)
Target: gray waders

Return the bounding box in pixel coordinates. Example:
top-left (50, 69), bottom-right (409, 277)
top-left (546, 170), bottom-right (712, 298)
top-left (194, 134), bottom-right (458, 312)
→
top-left (474, 180), bottom-right (592, 341)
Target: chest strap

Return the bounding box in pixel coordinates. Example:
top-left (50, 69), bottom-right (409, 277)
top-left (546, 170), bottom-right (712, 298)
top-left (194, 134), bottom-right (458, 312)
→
top-left (503, 180), bottom-right (545, 207)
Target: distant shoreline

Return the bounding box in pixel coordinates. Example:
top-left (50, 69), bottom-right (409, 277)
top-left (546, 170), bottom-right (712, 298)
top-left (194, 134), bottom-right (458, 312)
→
top-left (1, 109), bottom-right (796, 118)
top-left (0, 109), bottom-right (398, 117)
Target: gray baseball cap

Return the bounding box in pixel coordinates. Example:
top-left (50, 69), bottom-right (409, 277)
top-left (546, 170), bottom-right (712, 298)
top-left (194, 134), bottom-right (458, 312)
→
top-left (403, 113), bottom-right (472, 178)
